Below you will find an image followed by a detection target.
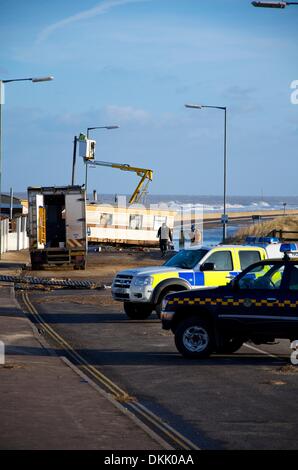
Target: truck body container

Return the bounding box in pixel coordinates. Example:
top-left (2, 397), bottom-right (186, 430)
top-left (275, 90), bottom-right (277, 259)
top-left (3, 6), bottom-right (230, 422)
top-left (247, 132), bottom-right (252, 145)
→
top-left (27, 185), bottom-right (86, 269)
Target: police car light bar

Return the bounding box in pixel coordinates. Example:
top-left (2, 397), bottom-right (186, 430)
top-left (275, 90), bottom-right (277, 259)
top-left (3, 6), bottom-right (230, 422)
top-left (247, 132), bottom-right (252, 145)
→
top-left (245, 236), bottom-right (257, 244)
top-left (258, 237), bottom-right (279, 244)
top-left (280, 243), bottom-right (298, 253)
top-left (245, 236), bottom-right (280, 244)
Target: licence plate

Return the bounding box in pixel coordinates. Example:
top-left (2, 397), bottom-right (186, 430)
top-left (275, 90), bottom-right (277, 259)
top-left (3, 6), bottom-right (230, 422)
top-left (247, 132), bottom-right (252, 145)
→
top-left (114, 288), bottom-right (127, 294)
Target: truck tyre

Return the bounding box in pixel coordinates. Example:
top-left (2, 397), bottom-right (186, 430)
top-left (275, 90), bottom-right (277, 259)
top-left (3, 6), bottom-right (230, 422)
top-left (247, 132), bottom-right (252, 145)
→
top-left (31, 263), bottom-right (40, 271)
top-left (123, 302), bottom-right (153, 320)
top-left (175, 316), bottom-right (214, 359)
top-left (216, 337), bottom-right (244, 354)
top-left (155, 287), bottom-right (187, 319)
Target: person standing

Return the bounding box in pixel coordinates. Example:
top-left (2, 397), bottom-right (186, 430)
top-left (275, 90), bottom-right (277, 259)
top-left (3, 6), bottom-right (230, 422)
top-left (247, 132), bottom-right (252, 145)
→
top-left (190, 224), bottom-right (202, 246)
top-left (157, 222), bottom-right (172, 257)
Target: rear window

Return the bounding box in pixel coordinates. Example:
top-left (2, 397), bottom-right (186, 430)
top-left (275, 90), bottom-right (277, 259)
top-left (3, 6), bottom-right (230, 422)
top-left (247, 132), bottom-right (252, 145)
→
top-left (239, 250), bottom-right (261, 270)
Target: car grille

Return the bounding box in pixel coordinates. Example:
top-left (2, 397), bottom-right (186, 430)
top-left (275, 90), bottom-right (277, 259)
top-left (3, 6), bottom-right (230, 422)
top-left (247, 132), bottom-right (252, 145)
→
top-left (114, 293), bottom-right (130, 300)
top-left (113, 274), bottom-right (133, 288)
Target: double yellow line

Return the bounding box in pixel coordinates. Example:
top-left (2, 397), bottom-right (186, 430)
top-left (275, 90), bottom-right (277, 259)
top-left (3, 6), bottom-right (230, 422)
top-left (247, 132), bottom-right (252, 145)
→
top-left (21, 292), bottom-right (200, 451)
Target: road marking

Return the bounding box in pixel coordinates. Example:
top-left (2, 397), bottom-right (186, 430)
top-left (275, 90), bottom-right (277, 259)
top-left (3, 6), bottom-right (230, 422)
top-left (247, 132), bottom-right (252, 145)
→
top-left (61, 356), bottom-right (172, 451)
top-left (21, 293), bottom-right (125, 396)
top-left (243, 342), bottom-right (285, 360)
top-left (21, 292), bottom-right (200, 451)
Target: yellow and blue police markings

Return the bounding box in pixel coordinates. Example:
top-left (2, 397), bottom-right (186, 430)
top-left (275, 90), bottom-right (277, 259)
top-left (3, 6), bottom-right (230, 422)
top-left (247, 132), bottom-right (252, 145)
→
top-left (150, 269), bottom-right (241, 289)
top-left (178, 270), bottom-right (241, 287)
top-left (151, 271), bottom-right (179, 288)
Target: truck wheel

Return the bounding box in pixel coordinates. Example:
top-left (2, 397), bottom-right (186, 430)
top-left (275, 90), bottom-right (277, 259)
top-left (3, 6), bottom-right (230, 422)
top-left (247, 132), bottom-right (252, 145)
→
top-left (175, 317), bottom-right (213, 359)
top-left (31, 263), bottom-right (41, 271)
top-left (123, 302), bottom-right (152, 320)
top-left (216, 338), bottom-right (244, 354)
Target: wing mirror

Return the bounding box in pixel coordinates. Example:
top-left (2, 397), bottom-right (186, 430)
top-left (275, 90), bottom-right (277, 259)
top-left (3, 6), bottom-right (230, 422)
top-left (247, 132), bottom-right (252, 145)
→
top-left (200, 262), bottom-right (215, 272)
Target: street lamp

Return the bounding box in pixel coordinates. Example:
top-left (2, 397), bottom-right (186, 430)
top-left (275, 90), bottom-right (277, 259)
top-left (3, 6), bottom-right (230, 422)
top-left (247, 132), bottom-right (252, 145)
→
top-left (252, 1), bottom-right (298, 7)
top-left (2, 76), bottom-right (54, 83)
top-left (87, 125), bottom-right (119, 138)
top-left (84, 125), bottom-right (119, 196)
top-left (0, 75), bottom-right (53, 254)
top-left (185, 103), bottom-right (228, 243)
top-left (283, 202), bottom-right (287, 215)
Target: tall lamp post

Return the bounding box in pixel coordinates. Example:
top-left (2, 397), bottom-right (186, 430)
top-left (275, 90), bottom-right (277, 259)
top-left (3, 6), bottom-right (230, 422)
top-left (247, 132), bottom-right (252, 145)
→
top-left (85, 125), bottom-right (119, 196)
top-left (185, 103), bottom-right (228, 243)
top-left (252, 1), bottom-right (298, 7)
top-left (0, 75), bottom-right (54, 255)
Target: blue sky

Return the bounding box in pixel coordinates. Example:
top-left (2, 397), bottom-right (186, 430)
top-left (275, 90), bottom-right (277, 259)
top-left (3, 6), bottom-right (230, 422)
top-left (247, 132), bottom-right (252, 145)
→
top-left (1, 0), bottom-right (297, 196)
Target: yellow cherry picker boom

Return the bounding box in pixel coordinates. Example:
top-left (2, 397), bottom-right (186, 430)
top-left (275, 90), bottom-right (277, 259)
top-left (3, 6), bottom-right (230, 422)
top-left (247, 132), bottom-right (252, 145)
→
top-left (87, 160), bottom-right (153, 204)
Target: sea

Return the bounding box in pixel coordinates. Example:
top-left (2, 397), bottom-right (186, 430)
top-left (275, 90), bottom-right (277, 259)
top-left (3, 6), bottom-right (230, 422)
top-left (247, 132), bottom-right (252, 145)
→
top-left (88, 193), bottom-right (298, 213)
top-left (15, 192), bottom-right (298, 248)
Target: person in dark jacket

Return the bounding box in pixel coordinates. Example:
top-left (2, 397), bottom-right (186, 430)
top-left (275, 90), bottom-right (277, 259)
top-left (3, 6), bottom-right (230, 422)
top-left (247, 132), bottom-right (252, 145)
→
top-left (157, 223), bottom-right (172, 257)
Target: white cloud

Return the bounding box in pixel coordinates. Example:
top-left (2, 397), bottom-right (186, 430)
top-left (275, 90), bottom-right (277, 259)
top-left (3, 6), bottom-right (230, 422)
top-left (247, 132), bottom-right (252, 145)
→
top-left (37, 0), bottom-right (150, 43)
top-left (104, 104), bottom-right (151, 123)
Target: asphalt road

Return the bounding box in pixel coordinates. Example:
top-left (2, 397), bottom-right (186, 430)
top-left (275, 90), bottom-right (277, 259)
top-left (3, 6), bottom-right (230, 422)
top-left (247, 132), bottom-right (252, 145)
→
top-left (21, 288), bottom-right (298, 450)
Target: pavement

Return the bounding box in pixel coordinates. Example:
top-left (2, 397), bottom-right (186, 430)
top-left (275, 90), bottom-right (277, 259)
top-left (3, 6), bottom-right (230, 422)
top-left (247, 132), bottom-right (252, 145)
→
top-left (0, 261), bottom-right (164, 450)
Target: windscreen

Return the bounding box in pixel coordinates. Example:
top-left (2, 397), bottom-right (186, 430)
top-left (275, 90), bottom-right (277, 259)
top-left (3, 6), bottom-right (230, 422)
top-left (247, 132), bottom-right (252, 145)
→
top-left (164, 249), bottom-right (209, 270)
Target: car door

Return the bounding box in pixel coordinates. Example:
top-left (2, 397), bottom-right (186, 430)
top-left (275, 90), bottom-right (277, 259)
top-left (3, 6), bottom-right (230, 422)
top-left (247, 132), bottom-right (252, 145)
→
top-left (200, 249), bottom-right (234, 287)
top-left (217, 261), bottom-right (286, 337)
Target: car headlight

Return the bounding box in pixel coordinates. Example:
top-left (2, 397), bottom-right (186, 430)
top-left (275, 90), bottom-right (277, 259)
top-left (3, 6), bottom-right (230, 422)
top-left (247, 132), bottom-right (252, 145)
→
top-left (133, 276), bottom-right (153, 286)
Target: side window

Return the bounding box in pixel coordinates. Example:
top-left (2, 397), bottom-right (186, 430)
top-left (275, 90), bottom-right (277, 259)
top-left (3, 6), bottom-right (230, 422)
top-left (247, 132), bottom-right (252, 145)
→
top-left (239, 250), bottom-right (261, 270)
top-left (289, 265), bottom-right (298, 291)
top-left (129, 214), bottom-right (143, 230)
top-left (205, 251), bottom-right (233, 271)
top-left (269, 266), bottom-right (284, 289)
top-left (238, 264), bottom-right (284, 290)
top-left (100, 213), bottom-right (113, 227)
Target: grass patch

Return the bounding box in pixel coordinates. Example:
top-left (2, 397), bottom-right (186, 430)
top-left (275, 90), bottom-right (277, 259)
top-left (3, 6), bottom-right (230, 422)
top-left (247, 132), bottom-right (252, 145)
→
top-left (227, 216), bottom-right (298, 244)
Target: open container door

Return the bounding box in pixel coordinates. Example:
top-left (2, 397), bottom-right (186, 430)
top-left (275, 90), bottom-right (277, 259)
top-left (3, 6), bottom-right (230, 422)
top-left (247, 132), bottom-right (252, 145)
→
top-left (36, 194), bottom-right (46, 249)
top-left (65, 192), bottom-right (86, 252)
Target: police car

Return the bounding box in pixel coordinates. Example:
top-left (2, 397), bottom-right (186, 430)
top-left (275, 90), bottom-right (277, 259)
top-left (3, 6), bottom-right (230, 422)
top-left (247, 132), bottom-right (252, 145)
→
top-left (112, 237), bottom-right (284, 319)
top-left (161, 243), bottom-right (298, 358)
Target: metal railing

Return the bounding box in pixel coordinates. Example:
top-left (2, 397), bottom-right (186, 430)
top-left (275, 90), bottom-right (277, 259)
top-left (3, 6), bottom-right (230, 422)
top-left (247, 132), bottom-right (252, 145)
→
top-left (269, 229), bottom-right (298, 242)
